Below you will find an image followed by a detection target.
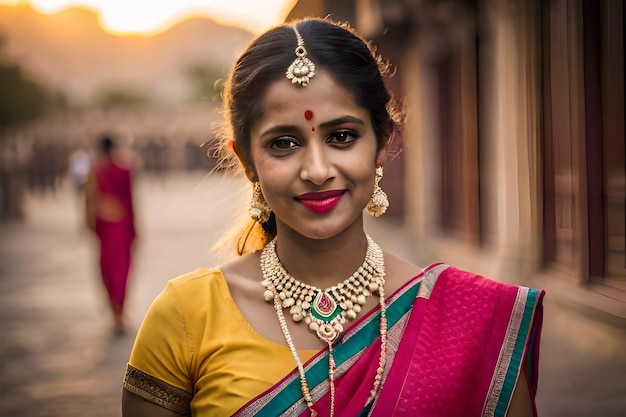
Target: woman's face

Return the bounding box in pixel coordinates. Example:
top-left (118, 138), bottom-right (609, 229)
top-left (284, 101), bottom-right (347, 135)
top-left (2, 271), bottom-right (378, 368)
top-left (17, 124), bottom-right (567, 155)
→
top-left (249, 70), bottom-right (386, 240)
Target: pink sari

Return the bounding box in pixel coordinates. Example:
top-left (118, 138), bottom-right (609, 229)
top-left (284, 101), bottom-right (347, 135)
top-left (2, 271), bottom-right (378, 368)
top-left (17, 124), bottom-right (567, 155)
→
top-left (93, 157), bottom-right (136, 315)
top-left (234, 264), bottom-right (544, 417)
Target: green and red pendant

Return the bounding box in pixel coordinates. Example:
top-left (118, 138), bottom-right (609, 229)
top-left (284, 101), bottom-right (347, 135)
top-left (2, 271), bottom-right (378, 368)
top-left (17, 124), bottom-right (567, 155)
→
top-left (310, 291), bottom-right (342, 321)
top-left (310, 291), bottom-right (345, 344)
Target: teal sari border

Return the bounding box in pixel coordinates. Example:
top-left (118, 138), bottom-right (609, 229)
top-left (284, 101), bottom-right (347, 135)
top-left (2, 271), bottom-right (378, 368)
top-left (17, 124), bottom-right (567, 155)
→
top-left (253, 277), bottom-right (422, 417)
top-left (494, 288), bottom-right (540, 416)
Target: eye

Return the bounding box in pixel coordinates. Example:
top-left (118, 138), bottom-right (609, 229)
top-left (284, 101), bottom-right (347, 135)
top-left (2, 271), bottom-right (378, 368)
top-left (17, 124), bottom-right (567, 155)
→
top-left (327, 130), bottom-right (357, 146)
top-left (269, 137), bottom-right (300, 151)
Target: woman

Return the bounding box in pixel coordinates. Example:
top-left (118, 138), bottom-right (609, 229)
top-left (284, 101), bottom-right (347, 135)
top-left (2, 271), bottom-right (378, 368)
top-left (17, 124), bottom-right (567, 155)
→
top-left (86, 135), bottom-right (136, 333)
top-left (122, 18), bottom-right (544, 416)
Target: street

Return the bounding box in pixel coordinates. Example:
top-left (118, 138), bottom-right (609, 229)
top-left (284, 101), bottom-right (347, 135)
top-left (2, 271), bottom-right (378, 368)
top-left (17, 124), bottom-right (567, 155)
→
top-left (0, 172), bottom-right (624, 417)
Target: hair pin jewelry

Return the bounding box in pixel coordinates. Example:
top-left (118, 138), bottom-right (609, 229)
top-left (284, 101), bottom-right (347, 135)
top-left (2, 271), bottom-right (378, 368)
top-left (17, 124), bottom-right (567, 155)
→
top-left (286, 26), bottom-right (315, 86)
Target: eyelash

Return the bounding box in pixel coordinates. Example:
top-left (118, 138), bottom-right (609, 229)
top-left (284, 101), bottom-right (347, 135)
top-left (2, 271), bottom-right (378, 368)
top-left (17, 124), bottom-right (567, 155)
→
top-left (328, 130), bottom-right (357, 145)
top-left (268, 130), bottom-right (358, 152)
top-left (269, 138), bottom-right (299, 150)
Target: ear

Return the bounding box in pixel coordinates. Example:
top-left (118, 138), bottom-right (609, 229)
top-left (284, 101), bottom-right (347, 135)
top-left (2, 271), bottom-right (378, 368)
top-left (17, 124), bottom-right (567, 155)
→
top-left (375, 134), bottom-right (392, 167)
top-left (232, 141), bottom-right (258, 182)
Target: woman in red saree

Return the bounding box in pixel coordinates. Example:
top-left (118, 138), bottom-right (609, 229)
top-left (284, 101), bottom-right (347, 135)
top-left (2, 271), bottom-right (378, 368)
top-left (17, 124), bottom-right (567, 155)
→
top-left (122, 18), bottom-right (544, 416)
top-left (87, 135), bottom-right (136, 333)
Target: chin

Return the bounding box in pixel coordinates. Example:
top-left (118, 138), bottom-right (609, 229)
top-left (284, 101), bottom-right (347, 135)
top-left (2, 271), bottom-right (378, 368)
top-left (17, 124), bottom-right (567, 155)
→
top-left (291, 217), bottom-right (364, 241)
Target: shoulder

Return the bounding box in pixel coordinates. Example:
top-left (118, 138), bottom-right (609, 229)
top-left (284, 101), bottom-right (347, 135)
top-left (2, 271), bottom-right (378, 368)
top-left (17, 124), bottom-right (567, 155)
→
top-left (152, 268), bottom-right (231, 315)
top-left (382, 251), bottom-right (424, 295)
top-left (423, 264), bottom-right (531, 290)
top-left (218, 252), bottom-right (264, 300)
top-left (166, 267), bottom-right (229, 296)
top-left (139, 268), bottom-right (239, 345)
top-left (422, 264), bottom-right (544, 309)
top-left (438, 263), bottom-right (530, 291)
top-left (169, 267), bottom-right (226, 286)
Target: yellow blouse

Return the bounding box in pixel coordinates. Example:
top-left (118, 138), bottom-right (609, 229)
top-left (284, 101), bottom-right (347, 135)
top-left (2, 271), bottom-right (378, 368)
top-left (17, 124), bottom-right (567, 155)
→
top-left (124, 268), bottom-right (317, 416)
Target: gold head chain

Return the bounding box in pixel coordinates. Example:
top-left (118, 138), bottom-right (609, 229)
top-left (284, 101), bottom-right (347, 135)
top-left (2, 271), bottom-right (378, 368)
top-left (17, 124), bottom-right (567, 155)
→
top-left (285, 26), bottom-right (316, 86)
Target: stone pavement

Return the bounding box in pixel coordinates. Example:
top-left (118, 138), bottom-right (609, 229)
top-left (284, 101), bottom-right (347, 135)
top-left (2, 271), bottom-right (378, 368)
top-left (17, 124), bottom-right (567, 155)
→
top-left (0, 172), bottom-right (624, 417)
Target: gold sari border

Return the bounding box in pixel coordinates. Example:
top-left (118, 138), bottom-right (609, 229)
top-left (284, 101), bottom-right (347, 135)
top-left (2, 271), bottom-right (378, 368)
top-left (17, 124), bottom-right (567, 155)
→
top-left (123, 364), bottom-right (192, 415)
top-left (416, 263), bottom-right (448, 299)
top-left (483, 287), bottom-right (529, 416)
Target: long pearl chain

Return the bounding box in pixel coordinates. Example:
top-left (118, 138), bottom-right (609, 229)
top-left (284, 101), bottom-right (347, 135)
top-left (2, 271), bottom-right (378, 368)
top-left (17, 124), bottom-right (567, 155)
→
top-left (261, 237), bottom-right (388, 416)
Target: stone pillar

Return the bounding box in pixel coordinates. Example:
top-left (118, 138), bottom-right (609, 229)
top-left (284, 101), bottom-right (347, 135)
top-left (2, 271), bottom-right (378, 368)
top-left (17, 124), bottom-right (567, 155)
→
top-left (483, 0), bottom-right (543, 277)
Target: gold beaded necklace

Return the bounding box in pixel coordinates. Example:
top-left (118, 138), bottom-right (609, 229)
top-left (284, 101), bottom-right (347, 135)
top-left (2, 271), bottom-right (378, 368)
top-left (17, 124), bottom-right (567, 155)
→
top-left (261, 236), bottom-right (388, 416)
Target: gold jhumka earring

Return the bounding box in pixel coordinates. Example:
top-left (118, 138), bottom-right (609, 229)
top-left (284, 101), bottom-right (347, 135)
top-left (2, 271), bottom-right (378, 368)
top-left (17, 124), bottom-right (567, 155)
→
top-left (249, 182), bottom-right (271, 223)
top-left (366, 166), bottom-right (389, 217)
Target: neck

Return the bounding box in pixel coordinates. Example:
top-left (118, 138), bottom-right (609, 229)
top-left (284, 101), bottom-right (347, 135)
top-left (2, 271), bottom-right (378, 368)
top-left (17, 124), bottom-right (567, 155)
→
top-left (273, 227), bottom-right (369, 289)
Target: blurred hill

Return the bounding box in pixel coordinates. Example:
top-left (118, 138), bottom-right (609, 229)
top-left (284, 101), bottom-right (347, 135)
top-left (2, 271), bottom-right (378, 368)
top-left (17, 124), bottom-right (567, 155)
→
top-left (0, 4), bottom-right (254, 103)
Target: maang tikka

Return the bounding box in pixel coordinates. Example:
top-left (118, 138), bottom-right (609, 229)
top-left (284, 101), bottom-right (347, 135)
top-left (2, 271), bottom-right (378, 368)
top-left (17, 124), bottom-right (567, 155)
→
top-left (249, 182), bottom-right (272, 223)
top-left (285, 26), bottom-right (315, 86)
top-left (366, 166), bottom-right (389, 217)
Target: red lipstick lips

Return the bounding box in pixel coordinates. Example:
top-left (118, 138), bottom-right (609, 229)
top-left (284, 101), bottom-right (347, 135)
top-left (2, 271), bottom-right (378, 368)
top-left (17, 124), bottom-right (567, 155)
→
top-left (297, 190), bottom-right (345, 214)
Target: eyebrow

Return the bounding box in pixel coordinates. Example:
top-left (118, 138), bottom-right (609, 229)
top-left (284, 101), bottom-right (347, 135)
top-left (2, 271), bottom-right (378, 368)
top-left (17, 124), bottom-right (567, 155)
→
top-left (260, 115), bottom-right (365, 138)
top-left (260, 124), bottom-right (299, 138)
top-left (319, 115), bottom-right (365, 129)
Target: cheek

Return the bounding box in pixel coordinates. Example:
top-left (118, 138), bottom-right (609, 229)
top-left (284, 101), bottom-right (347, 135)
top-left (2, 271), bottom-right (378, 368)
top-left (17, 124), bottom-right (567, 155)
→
top-left (249, 143), bottom-right (277, 180)
top-left (343, 145), bottom-right (379, 177)
top-left (253, 157), bottom-right (295, 198)
top-left (339, 159), bottom-right (377, 197)
top-left (354, 154), bottom-right (379, 192)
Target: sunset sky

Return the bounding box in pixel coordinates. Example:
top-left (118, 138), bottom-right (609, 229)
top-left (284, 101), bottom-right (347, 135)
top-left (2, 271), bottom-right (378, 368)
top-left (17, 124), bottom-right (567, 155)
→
top-left (0, 0), bottom-right (296, 35)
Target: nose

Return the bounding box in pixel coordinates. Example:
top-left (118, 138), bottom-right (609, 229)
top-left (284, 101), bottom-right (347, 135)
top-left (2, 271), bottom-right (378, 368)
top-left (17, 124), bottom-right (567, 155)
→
top-left (300, 142), bottom-right (332, 185)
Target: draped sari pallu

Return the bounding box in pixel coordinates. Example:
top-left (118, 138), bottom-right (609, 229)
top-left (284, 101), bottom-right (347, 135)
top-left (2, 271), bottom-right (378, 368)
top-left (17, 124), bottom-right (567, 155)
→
top-left (234, 264), bottom-right (545, 417)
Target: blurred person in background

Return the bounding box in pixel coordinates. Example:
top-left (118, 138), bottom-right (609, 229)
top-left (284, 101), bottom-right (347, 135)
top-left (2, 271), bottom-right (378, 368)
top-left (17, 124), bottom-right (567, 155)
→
top-left (68, 145), bottom-right (93, 194)
top-left (68, 145), bottom-right (93, 229)
top-left (122, 17), bottom-right (544, 416)
top-left (86, 134), bottom-right (136, 334)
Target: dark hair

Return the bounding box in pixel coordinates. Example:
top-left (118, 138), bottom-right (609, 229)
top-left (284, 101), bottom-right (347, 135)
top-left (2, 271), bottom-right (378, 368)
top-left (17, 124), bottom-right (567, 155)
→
top-left (216, 17), bottom-right (403, 255)
top-left (99, 135), bottom-right (116, 154)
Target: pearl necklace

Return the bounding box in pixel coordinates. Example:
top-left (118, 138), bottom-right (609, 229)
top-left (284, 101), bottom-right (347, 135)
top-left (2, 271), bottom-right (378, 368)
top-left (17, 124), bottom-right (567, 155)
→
top-left (261, 236), bottom-right (385, 344)
top-left (261, 236), bottom-right (388, 417)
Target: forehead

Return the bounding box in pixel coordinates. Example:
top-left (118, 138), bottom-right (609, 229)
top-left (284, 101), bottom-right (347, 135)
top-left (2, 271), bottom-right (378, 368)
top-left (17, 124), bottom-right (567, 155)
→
top-left (253, 70), bottom-right (367, 128)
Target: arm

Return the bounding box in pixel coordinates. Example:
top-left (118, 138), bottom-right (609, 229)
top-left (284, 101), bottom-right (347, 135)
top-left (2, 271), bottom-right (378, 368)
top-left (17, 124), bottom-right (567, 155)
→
top-left (123, 283), bottom-right (194, 416)
top-left (84, 172), bottom-right (97, 232)
top-left (122, 390), bottom-right (187, 417)
top-left (506, 370), bottom-right (535, 417)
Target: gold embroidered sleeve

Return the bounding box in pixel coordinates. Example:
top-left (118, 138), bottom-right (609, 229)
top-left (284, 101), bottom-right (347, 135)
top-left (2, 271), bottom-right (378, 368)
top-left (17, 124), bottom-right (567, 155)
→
top-left (123, 364), bottom-right (192, 415)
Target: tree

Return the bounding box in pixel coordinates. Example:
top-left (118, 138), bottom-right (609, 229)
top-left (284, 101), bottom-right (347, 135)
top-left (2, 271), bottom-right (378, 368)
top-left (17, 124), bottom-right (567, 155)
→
top-left (0, 34), bottom-right (59, 220)
top-left (0, 62), bottom-right (51, 131)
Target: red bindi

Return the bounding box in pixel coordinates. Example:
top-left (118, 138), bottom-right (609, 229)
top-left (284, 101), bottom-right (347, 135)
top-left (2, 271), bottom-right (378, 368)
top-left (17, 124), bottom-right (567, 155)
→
top-left (304, 110), bottom-right (314, 120)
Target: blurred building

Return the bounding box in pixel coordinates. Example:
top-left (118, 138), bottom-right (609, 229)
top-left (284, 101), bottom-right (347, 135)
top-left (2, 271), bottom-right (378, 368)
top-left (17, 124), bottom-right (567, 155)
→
top-left (287, 0), bottom-right (625, 316)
